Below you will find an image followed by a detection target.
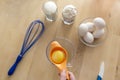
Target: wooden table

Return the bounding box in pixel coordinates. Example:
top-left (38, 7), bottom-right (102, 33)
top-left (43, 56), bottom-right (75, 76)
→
top-left (0, 0), bottom-right (120, 80)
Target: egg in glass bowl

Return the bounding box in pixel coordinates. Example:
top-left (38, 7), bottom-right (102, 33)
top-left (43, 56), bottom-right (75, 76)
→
top-left (78, 17), bottom-right (108, 47)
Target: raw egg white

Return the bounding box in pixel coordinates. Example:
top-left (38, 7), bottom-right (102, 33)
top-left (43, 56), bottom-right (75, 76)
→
top-left (93, 17), bottom-right (106, 29)
top-left (93, 29), bottom-right (105, 38)
top-left (79, 23), bottom-right (88, 36)
top-left (83, 32), bottom-right (94, 43)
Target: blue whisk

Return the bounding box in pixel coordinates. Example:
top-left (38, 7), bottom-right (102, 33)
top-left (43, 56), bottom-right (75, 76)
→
top-left (8, 20), bottom-right (45, 76)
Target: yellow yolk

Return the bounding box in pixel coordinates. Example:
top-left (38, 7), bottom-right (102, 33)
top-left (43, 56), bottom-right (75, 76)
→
top-left (51, 50), bottom-right (65, 64)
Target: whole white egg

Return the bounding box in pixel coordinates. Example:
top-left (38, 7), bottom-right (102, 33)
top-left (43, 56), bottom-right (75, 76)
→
top-left (86, 22), bottom-right (95, 32)
top-left (93, 17), bottom-right (106, 29)
top-left (79, 23), bottom-right (88, 36)
top-left (83, 32), bottom-right (94, 43)
top-left (93, 29), bottom-right (105, 38)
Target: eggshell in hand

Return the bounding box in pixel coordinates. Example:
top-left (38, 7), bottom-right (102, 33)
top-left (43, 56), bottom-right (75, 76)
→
top-left (79, 23), bottom-right (88, 36)
top-left (93, 29), bottom-right (105, 38)
top-left (83, 32), bottom-right (94, 43)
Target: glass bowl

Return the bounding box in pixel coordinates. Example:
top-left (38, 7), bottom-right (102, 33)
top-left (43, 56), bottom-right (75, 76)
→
top-left (78, 18), bottom-right (108, 47)
top-left (46, 37), bottom-right (75, 67)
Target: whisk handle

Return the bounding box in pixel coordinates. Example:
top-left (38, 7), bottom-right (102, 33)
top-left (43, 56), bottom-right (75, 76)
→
top-left (8, 55), bottom-right (22, 76)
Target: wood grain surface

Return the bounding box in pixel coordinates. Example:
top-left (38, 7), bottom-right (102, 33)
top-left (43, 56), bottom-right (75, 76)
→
top-left (0, 0), bottom-right (120, 80)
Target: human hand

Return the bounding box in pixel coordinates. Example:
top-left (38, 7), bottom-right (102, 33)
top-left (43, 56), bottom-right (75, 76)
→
top-left (60, 70), bottom-right (75, 80)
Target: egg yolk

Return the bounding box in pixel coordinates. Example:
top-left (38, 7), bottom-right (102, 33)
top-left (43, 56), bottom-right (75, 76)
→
top-left (51, 50), bottom-right (65, 64)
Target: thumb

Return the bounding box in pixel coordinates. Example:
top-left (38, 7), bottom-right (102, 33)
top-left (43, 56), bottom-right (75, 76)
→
top-left (69, 72), bottom-right (75, 80)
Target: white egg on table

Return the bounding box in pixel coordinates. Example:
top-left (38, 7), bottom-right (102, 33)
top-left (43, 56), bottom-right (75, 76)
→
top-left (93, 17), bottom-right (106, 29)
top-left (79, 23), bottom-right (88, 37)
top-left (83, 32), bottom-right (94, 43)
top-left (86, 22), bottom-right (95, 32)
top-left (93, 29), bottom-right (105, 38)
